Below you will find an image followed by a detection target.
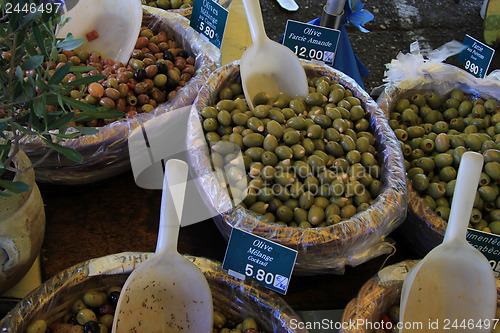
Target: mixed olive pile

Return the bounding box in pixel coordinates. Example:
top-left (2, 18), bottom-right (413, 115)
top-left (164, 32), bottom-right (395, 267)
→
top-left (44, 25), bottom-right (194, 127)
top-left (202, 76), bottom-right (383, 228)
top-left (25, 285), bottom-right (264, 333)
top-left (389, 89), bottom-right (500, 234)
top-left (141, 0), bottom-right (193, 9)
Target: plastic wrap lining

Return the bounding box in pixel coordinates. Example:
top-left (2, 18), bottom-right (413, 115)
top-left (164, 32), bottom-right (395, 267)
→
top-left (376, 43), bottom-right (500, 256)
top-left (340, 260), bottom-right (418, 333)
top-left (0, 252), bottom-right (308, 333)
top-left (20, 6), bottom-right (220, 185)
top-left (186, 61), bottom-right (408, 275)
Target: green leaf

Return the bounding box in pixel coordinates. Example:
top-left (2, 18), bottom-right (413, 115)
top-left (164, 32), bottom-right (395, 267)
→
top-left (35, 75), bottom-right (49, 91)
top-left (15, 66), bottom-right (24, 84)
top-left (42, 138), bottom-right (83, 162)
top-left (22, 9), bottom-right (42, 25)
top-left (30, 113), bottom-right (45, 132)
top-left (47, 112), bottom-right (75, 130)
top-left (21, 55), bottom-right (44, 71)
top-left (56, 35), bottom-right (84, 51)
top-left (74, 109), bottom-right (125, 122)
top-left (0, 180), bottom-right (30, 195)
top-left (74, 126), bottom-right (99, 136)
top-left (23, 39), bottom-right (38, 57)
top-left (14, 26), bottom-right (26, 47)
top-left (10, 122), bottom-right (37, 135)
top-left (48, 62), bottom-right (70, 85)
top-left (52, 132), bottom-right (80, 140)
top-left (49, 46), bottom-right (59, 63)
top-left (32, 94), bottom-right (47, 118)
top-left (60, 95), bottom-right (99, 113)
top-left (69, 66), bottom-right (98, 73)
top-left (57, 92), bottom-right (66, 112)
top-left (0, 144), bottom-right (11, 153)
top-left (66, 75), bottom-right (105, 88)
top-left (27, 74), bottom-right (36, 89)
top-left (32, 24), bottom-right (48, 58)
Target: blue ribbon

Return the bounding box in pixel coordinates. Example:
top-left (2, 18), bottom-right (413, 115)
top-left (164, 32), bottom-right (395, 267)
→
top-left (345, 0), bottom-right (375, 33)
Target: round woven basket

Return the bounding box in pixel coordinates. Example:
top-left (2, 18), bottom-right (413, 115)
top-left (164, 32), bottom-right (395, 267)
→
top-left (20, 7), bottom-right (220, 186)
top-left (377, 76), bottom-right (500, 256)
top-left (187, 62), bottom-right (408, 275)
top-left (341, 260), bottom-right (500, 333)
top-left (0, 252), bottom-right (307, 333)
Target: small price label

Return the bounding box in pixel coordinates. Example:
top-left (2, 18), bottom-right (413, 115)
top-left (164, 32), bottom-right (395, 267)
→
top-left (190, 0), bottom-right (228, 49)
top-left (458, 34), bottom-right (495, 79)
top-left (466, 228), bottom-right (500, 277)
top-left (282, 20), bottom-right (340, 66)
top-left (222, 228), bottom-right (297, 295)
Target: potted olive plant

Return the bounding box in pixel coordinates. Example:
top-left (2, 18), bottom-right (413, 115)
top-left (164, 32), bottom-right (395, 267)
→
top-left (0, 0), bottom-right (123, 293)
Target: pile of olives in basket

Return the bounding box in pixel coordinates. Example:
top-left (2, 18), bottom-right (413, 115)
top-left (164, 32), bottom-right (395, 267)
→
top-left (42, 26), bottom-right (194, 127)
top-left (142, 0), bottom-right (193, 10)
top-left (25, 285), bottom-right (263, 333)
top-left (389, 89), bottom-right (500, 234)
top-left (202, 76), bottom-right (383, 228)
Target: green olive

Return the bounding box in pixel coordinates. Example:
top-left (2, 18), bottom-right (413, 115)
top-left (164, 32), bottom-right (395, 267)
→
top-left (412, 173), bottom-right (429, 192)
top-left (435, 206), bottom-right (451, 220)
top-left (308, 206), bottom-right (325, 225)
top-left (26, 319), bottom-right (47, 333)
top-left (439, 166), bottom-right (457, 182)
top-left (77, 308), bottom-right (97, 325)
top-left (427, 182), bottom-right (446, 199)
top-left (485, 161), bottom-right (500, 180)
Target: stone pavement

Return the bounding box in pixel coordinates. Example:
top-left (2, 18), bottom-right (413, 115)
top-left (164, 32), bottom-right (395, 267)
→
top-left (260, 0), bottom-right (497, 95)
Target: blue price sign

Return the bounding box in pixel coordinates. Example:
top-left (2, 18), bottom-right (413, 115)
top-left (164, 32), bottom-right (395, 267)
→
top-left (466, 228), bottom-right (500, 277)
top-left (190, 0), bottom-right (228, 49)
top-left (282, 20), bottom-right (340, 66)
top-left (458, 34), bottom-right (495, 79)
top-left (222, 228), bottom-right (297, 295)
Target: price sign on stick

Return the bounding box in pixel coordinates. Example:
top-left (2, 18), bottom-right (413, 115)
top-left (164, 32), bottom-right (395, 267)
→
top-left (283, 20), bottom-right (340, 66)
top-left (191, 0), bottom-right (229, 48)
top-left (458, 34), bottom-right (495, 79)
top-left (223, 228), bottom-right (297, 295)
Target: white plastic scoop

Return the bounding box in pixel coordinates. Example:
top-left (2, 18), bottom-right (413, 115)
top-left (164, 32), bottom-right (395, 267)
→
top-left (240, 0), bottom-right (308, 110)
top-left (57, 0), bottom-right (142, 64)
top-left (112, 159), bottom-right (213, 332)
top-left (400, 151), bottom-right (496, 332)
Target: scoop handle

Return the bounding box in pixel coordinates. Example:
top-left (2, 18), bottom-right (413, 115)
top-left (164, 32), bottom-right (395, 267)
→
top-left (156, 159), bottom-right (189, 254)
top-left (444, 151), bottom-right (483, 243)
top-left (242, 0), bottom-right (268, 44)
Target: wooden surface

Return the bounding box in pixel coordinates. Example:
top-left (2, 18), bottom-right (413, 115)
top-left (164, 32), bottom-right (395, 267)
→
top-left (40, 169), bottom-right (420, 312)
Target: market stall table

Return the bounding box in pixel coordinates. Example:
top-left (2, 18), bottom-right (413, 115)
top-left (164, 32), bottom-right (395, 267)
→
top-left (38, 169), bottom-right (419, 313)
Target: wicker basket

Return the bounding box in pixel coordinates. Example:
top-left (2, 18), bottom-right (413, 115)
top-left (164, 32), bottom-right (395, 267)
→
top-left (153, 0), bottom-right (232, 18)
top-left (341, 260), bottom-right (500, 333)
top-left (378, 75), bottom-right (500, 256)
top-left (0, 252), bottom-right (307, 333)
top-left (20, 7), bottom-right (220, 186)
top-left (187, 62), bottom-right (408, 275)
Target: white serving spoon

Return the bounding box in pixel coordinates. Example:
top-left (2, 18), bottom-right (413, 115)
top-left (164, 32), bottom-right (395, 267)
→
top-left (57, 0), bottom-right (142, 64)
top-left (112, 159), bottom-right (213, 332)
top-left (400, 151), bottom-right (496, 332)
top-left (240, 0), bottom-right (308, 110)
